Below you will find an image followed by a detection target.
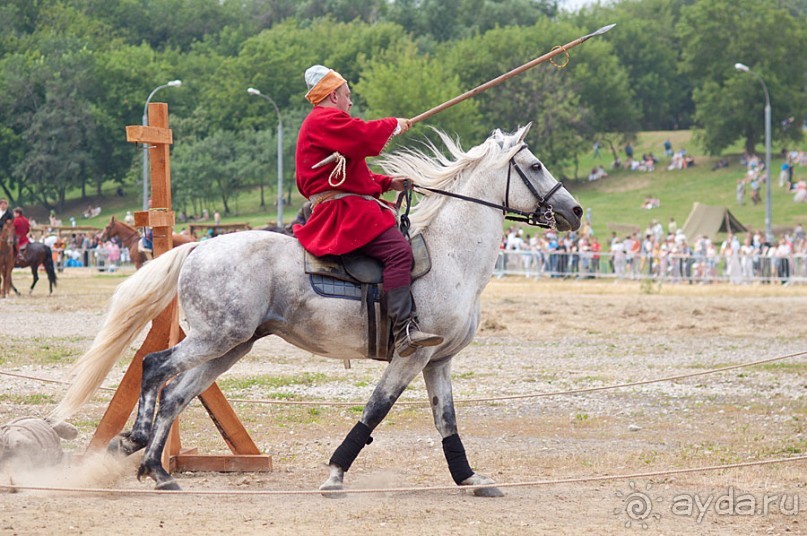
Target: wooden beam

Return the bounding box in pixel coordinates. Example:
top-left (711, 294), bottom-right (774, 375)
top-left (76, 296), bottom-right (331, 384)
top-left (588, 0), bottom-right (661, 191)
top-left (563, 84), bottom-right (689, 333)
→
top-left (198, 384), bottom-right (261, 455)
top-left (172, 454), bottom-right (272, 473)
top-left (125, 125), bottom-right (173, 145)
top-left (134, 209), bottom-right (175, 228)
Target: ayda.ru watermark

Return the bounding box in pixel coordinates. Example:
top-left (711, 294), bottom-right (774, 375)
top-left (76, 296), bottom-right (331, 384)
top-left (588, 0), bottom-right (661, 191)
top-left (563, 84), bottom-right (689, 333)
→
top-left (614, 481), bottom-right (800, 528)
top-left (671, 487), bottom-right (799, 524)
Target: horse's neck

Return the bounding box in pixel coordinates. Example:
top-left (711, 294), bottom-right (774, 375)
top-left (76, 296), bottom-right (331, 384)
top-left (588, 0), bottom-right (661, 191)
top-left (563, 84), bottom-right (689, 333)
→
top-left (116, 223), bottom-right (140, 245)
top-left (421, 167), bottom-right (506, 296)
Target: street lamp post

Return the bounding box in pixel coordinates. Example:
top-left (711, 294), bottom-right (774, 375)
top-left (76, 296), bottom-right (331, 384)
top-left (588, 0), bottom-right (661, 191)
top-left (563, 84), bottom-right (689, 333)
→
top-left (142, 80), bottom-right (182, 211)
top-left (735, 63), bottom-right (772, 243)
top-left (247, 87), bottom-right (284, 227)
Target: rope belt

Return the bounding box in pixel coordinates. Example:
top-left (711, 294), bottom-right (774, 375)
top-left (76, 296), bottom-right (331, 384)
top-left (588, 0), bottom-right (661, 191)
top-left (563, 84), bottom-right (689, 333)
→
top-left (308, 191), bottom-right (396, 215)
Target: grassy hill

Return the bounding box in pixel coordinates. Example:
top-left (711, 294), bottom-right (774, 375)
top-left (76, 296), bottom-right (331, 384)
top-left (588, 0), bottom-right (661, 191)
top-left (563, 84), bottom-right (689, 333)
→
top-left (24, 130), bottom-right (806, 240)
top-left (569, 130), bottom-right (805, 239)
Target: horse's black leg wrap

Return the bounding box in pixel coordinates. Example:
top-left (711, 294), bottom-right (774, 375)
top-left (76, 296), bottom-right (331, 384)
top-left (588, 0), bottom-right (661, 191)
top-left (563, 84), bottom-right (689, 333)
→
top-left (330, 421), bottom-right (374, 472)
top-left (442, 433), bottom-right (474, 485)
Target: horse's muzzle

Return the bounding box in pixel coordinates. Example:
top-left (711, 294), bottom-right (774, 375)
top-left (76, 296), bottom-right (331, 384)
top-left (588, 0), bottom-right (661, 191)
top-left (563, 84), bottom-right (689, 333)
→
top-left (554, 205), bottom-right (583, 232)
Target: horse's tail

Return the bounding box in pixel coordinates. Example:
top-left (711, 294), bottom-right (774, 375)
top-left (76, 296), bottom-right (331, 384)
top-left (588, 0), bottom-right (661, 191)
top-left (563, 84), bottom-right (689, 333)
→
top-left (43, 245), bottom-right (57, 288)
top-left (49, 242), bottom-right (200, 422)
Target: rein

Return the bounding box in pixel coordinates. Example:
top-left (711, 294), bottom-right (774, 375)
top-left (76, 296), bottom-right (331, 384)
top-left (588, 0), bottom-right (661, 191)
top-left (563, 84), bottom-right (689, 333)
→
top-left (408, 145), bottom-right (564, 229)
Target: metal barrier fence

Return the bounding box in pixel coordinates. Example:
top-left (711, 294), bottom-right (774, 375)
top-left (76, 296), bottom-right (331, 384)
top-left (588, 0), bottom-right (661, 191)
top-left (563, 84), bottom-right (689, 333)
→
top-left (494, 249), bottom-right (807, 284)
top-left (55, 246), bottom-right (132, 272)
top-left (49, 244), bottom-right (807, 284)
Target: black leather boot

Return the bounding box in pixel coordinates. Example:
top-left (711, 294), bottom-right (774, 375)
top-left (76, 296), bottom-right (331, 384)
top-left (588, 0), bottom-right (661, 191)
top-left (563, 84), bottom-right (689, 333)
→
top-left (386, 286), bottom-right (443, 357)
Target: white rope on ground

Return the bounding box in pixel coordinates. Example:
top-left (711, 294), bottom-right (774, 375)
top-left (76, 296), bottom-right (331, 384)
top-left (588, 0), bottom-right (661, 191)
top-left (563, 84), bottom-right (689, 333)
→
top-left (2, 349), bottom-right (804, 407)
top-left (0, 371), bottom-right (113, 392)
top-left (2, 453), bottom-right (806, 496)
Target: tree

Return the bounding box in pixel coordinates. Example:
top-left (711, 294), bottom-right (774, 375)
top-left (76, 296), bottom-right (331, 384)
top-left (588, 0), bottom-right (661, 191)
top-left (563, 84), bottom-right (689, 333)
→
top-left (576, 0), bottom-right (691, 130)
top-left (0, 31), bottom-right (99, 211)
top-left (386, 0), bottom-right (559, 40)
top-left (171, 130), bottom-right (253, 215)
top-left (677, 0), bottom-right (807, 154)
top-left (82, 0), bottom-right (242, 52)
top-left (355, 39), bottom-right (484, 144)
top-left (16, 82), bottom-right (95, 211)
top-left (440, 19), bottom-right (638, 173)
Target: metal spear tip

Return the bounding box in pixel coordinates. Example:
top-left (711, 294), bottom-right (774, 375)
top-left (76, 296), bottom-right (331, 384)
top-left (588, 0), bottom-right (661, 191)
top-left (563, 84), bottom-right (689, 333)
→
top-left (582, 23), bottom-right (616, 41)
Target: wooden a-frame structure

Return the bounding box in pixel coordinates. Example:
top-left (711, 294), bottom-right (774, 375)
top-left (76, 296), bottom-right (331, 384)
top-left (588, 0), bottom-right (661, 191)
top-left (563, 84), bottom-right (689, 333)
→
top-left (88, 102), bottom-right (271, 473)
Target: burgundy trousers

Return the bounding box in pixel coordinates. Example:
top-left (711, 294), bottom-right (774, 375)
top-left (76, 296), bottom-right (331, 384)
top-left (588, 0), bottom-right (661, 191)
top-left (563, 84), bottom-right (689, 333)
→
top-left (356, 226), bottom-right (412, 290)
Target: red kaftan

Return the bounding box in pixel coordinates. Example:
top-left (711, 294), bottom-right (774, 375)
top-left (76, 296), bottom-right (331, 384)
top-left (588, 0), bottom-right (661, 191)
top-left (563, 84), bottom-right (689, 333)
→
top-left (294, 107), bottom-right (398, 256)
top-left (13, 216), bottom-right (30, 248)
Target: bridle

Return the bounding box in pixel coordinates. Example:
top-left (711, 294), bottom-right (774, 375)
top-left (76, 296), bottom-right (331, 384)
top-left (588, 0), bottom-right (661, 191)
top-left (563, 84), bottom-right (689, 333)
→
top-left (104, 220), bottom-right (138, 247)
top-left (402, 144), bottom-right (564, 233)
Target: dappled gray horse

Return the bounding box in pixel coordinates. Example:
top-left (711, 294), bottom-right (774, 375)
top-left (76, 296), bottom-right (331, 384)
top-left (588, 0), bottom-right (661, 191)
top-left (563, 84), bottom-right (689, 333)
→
top-left (51, 125), bottom-right (581, 495)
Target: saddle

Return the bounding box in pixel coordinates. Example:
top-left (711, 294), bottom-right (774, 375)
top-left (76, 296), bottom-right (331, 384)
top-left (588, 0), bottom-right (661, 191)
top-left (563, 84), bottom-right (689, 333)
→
top-left (138, 238), bottom-right (153, 260)
top-left (304, 234), bottom-right (432, 362)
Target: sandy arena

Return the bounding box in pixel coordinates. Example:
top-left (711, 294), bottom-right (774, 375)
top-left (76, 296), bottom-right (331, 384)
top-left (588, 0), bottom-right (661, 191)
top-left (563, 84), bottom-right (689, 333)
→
top-left (1, 269), bottom-right (805, 535)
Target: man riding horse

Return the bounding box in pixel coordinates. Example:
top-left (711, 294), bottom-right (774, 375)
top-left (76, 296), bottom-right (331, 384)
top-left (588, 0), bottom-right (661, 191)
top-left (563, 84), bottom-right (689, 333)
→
top-left (0, 199), bottom-right (12, 229)
top-left (12, 206), bottom-right (31, 264)
top-left (294, 65), bottom-right (443, 358)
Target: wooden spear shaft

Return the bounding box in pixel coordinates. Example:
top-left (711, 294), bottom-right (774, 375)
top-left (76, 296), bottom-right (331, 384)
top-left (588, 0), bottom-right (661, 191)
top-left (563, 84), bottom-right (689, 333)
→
top-left (408, 24), bottom-right (615, 126)
top-left (310, 24), bottom-right (614, 170)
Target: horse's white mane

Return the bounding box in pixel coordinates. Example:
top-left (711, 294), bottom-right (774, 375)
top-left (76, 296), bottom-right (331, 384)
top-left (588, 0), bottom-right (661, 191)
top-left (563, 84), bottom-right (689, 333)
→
top-left (380, 127), bottom-right (528, 235)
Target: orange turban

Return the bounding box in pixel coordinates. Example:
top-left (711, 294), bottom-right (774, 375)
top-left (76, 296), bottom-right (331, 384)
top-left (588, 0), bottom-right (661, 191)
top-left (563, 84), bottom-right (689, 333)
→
top-left (304, 66), bottom-right (346, 105)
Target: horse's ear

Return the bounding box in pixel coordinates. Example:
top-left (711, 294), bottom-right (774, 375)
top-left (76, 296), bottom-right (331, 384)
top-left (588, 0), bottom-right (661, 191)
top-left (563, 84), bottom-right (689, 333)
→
top-left (111, 216), bottom-right (116, 222)
top-left (491, 129), bottom-right (505, 148)
top-left (495, 124), bottom-right (532, 151)
top-left (515, 123), bottom-right (533, 144)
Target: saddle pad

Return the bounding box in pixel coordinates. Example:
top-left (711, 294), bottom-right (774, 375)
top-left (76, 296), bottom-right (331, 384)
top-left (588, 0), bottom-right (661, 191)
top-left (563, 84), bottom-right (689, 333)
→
top-left (304, 233), bottom-right (432, 285)
top-left (310, 274), bottom-right (380, 302)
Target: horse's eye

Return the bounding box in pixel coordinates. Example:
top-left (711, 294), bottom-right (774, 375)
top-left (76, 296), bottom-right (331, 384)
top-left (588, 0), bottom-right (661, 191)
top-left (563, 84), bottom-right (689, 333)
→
top-left (531, 162), bottom-right (543, 171)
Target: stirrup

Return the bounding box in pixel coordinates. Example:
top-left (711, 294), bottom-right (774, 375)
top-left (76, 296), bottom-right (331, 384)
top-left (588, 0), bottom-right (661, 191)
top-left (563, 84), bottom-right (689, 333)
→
top-left (396, 321), bottom-right (443, 357)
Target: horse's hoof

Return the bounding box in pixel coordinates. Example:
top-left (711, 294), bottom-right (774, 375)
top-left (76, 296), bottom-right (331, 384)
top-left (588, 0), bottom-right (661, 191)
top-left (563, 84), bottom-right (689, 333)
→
top-left (319, 479), bottom-right (347, 499)
top-left (461, 474), bottom-right (505, 498)
top-left (473, 486), bottom-right (504, 498)
top-left (106, 436), bottom-right (128, 456)
top-left (156, 480), bottom-right (181, 491)
top-left (107, 433), bottom-right (142, 457)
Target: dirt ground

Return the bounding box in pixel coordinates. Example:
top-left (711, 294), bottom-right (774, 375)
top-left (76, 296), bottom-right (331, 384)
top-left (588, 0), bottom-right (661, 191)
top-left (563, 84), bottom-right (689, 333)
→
top-left (1, 269), bottom-right (806, 535)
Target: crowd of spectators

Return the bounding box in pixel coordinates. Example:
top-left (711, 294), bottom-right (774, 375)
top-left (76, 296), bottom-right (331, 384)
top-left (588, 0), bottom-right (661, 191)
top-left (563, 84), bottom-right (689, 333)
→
top-left (597, 138), bottom-right (695, 175)
top-left (736, 149), bottom-right (807, 206)
top-left (42, 232), bottom-right (127, 272)
top-left (499, 221), bottom-right (807, 285)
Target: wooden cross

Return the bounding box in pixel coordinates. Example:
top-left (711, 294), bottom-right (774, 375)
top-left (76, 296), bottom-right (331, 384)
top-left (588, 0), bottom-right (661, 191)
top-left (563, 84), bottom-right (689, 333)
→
top-left (88, 102), bottom-right (271, 474)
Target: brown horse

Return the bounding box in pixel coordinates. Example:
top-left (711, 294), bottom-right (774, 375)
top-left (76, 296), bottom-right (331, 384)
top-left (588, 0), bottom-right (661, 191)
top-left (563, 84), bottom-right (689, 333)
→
top-left (99, 216), bottom-right (195, 269)
top-left (0, 220), bottom-right (19, 298)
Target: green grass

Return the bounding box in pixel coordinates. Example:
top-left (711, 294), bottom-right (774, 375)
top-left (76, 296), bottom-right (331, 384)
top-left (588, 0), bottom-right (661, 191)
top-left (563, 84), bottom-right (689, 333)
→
top-left (3, 336), bottom-right (88, 367)
top-left (0, 393), bottom-right (54, 405)
top-left (25, 130), bottom-right (806, 240)
top-left (758, 362), bottom-right (807, 374)
top-left (217, 372), bottom-right (327, 392)
top-left (569, 130), bottom-right (806, 239)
